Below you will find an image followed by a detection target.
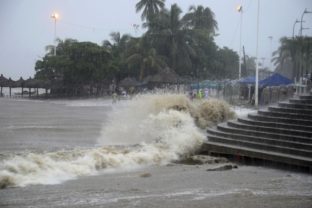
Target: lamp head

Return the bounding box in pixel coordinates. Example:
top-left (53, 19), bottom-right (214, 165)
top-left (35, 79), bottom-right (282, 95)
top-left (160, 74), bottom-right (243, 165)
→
top-left (304, 8), bottom-right (312, 14)
top-left (236, 5), bottom-right (243, 12)
top-left (51, 12), bottom-right (59, 20)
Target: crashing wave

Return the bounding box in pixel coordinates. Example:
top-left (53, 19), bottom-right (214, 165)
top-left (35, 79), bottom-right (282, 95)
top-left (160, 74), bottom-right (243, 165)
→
top-left (0, 93), bottom-right (234, 188)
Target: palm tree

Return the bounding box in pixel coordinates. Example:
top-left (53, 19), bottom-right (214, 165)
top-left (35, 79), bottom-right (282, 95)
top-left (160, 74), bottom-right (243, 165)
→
top-left (136, 0), bottom-right (165, 22)
top-left (126, 37), bottom-right (166, 81)
top-left (272, 37), bottom-right (312, 80)
top-left (145, 4), bottom-right (196, 75)
top-left (182, 5), bottom-right (218, 36)
top-left (102, 32), bottom-right (132, 80)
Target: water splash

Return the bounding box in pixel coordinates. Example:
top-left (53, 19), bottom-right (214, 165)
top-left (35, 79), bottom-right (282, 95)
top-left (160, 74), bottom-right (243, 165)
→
top-left (0, 93), bottom-right (234, 188)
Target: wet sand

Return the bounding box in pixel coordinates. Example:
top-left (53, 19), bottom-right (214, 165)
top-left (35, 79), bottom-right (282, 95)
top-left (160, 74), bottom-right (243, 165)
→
top-left (1, 164), bottom-right (311, 208)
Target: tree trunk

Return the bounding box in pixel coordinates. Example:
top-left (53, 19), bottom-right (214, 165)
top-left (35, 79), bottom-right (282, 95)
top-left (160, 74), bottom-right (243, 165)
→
top-left (139, 65), bottom-right (145, 81)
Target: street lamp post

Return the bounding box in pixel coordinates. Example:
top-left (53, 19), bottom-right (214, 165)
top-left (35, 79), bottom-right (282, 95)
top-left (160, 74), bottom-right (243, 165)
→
top-left (292, 19), bottom-right (300, 38)
top-left (300, 8), bottom-right (312, 36)
top-left (255, 0), bottom-right (260, 108)
top-left (237, 3), bottom-right (243, 80)
top-left (268, 36), bottom-right (273, 71)
top-left (51, 12), bottom-right (59, 56)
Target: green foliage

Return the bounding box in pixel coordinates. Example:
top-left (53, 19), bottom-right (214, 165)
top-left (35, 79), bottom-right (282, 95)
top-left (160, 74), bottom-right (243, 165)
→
top-left (273, 37), bottom-right (312, 79)
top-left (136, 0), bottom-right (165, 21)
top-left (35, 39), bottom-right (111, 92)
top-left (35, 1), bottom-right (242, 95)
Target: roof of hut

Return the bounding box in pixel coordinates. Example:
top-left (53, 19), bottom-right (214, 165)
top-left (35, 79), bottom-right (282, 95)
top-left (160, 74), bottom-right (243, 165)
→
top-left (7, 78), bottom-right (16, 87)
top-left (145, 70), bottom-right (180, 84)
top-left (0, 74), bottom-right (9, 86)
top-left (25, 77), bottom-right (47, 88)
top-left (119, 77), bottom-right (141, 87)
top-left (14, 77), bottom-right (25, 87)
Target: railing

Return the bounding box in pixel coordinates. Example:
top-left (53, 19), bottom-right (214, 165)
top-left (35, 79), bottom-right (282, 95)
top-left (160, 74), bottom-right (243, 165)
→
top-left (222, 83), bottom-right (295, 106)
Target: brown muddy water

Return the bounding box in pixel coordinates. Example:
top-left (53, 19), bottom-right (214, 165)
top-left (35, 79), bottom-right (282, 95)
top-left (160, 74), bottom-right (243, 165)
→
top-left (0, 95), bottom-right (311, 208)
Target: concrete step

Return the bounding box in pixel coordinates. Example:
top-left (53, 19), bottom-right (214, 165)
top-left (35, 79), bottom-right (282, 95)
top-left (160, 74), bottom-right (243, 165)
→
top-left (227, 120), bottom-right (312, 138)
top-left (279, 102), bottom-right (312, 110)
top-left (238, 117), bottom-right (312, 132)
top-left (299, 95), bottom-right (312, 100)
top-left (202, 141), bottom-right (312, 169)
top-left (248, 113), bottom-right (312, 126)
top-left (268, 106), bottom-right (312, 115)
top-left (206, 134), bottom-right (312, 158)
top-left (258, 110), bottom-right (312, 120)
top-left (207, 128), bottom-right (312, 151)
top-left (290, 98), bottom-right (312, 104)
top-left (217, 123), bottom-right (312, 144)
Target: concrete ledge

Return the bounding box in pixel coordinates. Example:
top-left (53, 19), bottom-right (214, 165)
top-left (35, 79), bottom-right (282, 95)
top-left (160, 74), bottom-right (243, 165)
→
top-left (227, 120), bottom-right (312, 138)
top-left (279, 102), bottom-right (312, 110)
top-left (290, 98), bottom-right (312, 104)
top-left (248, 113), bottom-right (312, 126)
top-left (258, 110), bottom-right (312, 120)
top-left (217, 123), bottom-right (312, 144)
top-left (268, 106), bottom-right (312, 115)
top-left (207, 127), bottom-right (312, 150)
top-left (202, 141), bottom-right (312, 170)
top-left (238, 117), bottom-right (312, 132)
top-left (206, 134), bottom-right (312, 157)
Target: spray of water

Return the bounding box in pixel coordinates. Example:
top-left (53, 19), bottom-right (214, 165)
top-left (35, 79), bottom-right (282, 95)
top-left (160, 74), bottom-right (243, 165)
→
top-left (0, 93), bottom-right (234, 189)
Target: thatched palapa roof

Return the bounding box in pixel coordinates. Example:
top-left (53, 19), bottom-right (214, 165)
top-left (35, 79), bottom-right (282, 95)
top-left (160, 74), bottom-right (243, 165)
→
top-left (119, 77), bottom-right (141, 87)
top-left (0, 74), bottom-right (9, 86)
top-left (144, 70), bottom-right (180, 84)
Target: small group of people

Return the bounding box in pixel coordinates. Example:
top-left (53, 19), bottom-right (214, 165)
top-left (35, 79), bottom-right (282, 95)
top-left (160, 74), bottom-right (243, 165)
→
top-left (189, 88), bottom-right (209, 100)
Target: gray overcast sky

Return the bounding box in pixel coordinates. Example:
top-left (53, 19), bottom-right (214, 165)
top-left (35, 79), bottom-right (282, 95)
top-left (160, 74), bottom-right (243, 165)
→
top-left (0, 0), bottom-right (311, 79)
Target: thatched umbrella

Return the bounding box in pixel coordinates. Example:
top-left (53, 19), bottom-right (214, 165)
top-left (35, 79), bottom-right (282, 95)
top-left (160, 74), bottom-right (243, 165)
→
top-left (0, 74), bottom-right (9, 96)
top-left (145, 70), bottom-right (179, 85)
top-left (15, 77), bottom-right (25, 88)
top-left (14, 77), bottom-right (25, 97)
top-left (25, 77), bottom-right (42, 97)
top-left (6, 78), bottom-right (16, 97)
top-left (0, 74), bottom-right (8, 86)
top-left (119, 77), bottom-right (141, 88)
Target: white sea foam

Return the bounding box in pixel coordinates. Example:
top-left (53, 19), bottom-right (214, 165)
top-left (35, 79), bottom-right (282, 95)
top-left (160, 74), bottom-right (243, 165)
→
top-left (0, 93), bottom-right (234, 188)
top-left (49, 99), bottom-right (113, 107)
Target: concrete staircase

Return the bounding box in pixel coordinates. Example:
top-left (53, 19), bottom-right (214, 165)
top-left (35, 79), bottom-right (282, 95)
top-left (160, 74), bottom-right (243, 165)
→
top-left (203, 94), bottom-right (312, 171)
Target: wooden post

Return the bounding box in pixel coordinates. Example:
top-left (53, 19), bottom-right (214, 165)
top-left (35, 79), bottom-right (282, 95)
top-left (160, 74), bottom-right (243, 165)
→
top-left (9, 87), bottom-right (11, 97)
top-left (29, 87), bottom-right (31, 97)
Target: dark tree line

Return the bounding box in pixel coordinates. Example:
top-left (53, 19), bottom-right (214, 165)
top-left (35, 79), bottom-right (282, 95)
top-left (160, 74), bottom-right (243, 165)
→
top-left (35, 0), bottom-right (240, 95)
top-left (273, 37), bottom-right (312, 80)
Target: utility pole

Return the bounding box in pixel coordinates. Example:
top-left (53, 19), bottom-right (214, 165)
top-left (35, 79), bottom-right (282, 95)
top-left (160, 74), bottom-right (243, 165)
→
top-left (255, 0), bottom-right (260, 108)
top-left (237, 3), bottom-right (243, 80)
top-left (51, 12), bottom-right (59, 56)
top-left (268, 36), bottom-right (273, 71)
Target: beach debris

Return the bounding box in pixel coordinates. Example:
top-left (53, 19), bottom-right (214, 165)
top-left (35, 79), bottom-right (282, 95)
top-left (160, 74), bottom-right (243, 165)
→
top-left (206, 164), bottom-right (238, 171)
top-left (140, 172), bottom-right (151, 178)
top-left (177, 155), bottom-right (229, 165)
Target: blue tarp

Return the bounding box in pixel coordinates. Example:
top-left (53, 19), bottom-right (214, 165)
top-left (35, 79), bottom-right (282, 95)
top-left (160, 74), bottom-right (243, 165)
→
top-left (239, 73), bottom-right (293, 87)
top-left (259, 73), bottom-right (293, 87)
top-left (238, 76), bottom-right (256, 84)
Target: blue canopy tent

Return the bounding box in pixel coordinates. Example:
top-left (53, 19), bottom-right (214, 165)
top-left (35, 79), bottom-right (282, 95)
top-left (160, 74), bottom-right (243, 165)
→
top-left (239, 73), bottom-right (293, 87)
top-left (259, 73), bottom-right (293, 87)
